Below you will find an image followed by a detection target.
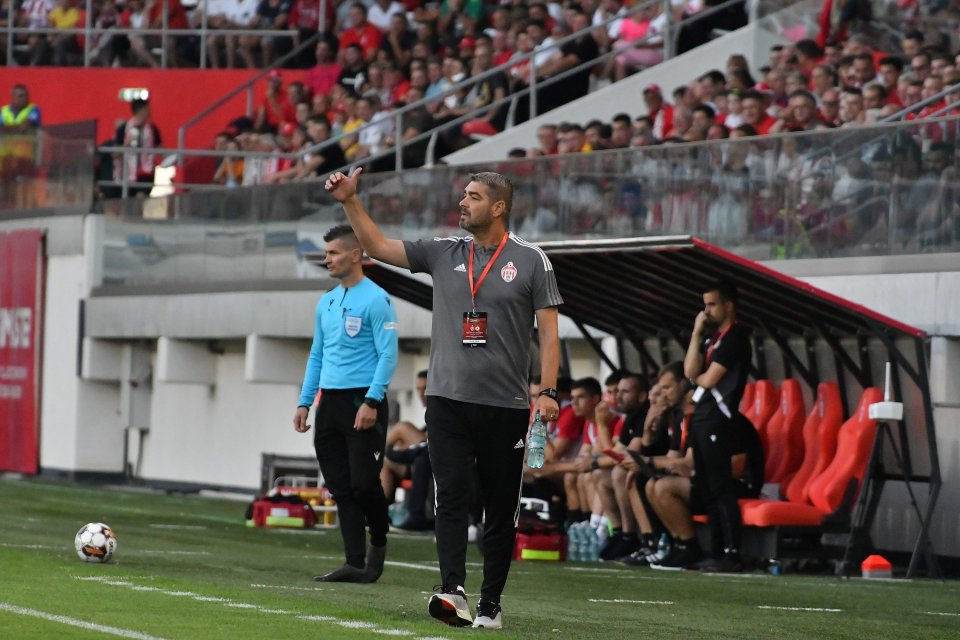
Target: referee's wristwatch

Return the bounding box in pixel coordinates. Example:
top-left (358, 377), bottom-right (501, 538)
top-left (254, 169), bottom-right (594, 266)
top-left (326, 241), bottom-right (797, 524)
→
top-left (538, 387), bottom-right (559, 402)
top-left (362, 397), bottom-right (380, 409)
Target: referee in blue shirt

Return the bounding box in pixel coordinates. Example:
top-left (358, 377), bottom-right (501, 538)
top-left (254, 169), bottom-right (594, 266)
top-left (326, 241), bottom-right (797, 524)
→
top-left (294, 225), bottom-right (399, 583)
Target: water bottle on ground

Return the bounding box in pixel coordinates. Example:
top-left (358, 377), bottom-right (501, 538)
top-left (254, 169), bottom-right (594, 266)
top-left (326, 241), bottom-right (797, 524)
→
top-left (526, 411), bottom-right (546, 469)
top-left (585, 525), bottom-right (600, 562)
top-left (566, 523), bottom-right (580, 561)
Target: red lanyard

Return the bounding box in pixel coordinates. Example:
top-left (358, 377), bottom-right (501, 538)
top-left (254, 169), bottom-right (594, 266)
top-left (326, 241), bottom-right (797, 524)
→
top-left (705, 322), bottom-right (734, 366)
top-left (468, 233), bottom-right (509, 310)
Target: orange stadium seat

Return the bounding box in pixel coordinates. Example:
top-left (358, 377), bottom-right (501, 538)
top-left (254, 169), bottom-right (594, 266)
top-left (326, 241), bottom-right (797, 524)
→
top-left (741, 387), bottom-right (882, 528)
top-left (763, 379), bottom-right (807, 485)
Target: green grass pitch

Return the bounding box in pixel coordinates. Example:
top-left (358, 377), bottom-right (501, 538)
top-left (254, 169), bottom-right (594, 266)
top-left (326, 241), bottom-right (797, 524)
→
top-left (0, 477), bottom-right (957, 639)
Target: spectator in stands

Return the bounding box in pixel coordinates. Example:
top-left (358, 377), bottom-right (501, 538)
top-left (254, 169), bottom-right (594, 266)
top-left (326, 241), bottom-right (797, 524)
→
top-left (148, 0), bottom-right (190, 67)
top-left (338, 43), bottom-right (367, 95)
top-left (770, 90), bottom-right (823, 133)
top-left (839, 87), bottom-right (865, 126)
top-left (380, 13), bottom-right (415, 69)
top-left (609, 113), bottom-right (633, 148)
top-left (642, 84), bottom-right (673, 140)
top-left (367, 0), bottom-right (404, 33)
top-left (213, 137), bottom-right (244, 186)
top-left (48, 0), bottom-right (81, 66)
top-left (383, 85), bottom-right (434, 167)
top-left (463, 42), bottom-right (509, 133)
top-left (537, 9), bottom-right (599, 113)
top-left (533, 124), bottom-right (559, 156)
top-left (339, 3), bottom-right (381, 63)
top-left (878, 56), bottom-right (904, 106)
top-left (811, 64), bottom-right (838, 100)
top-left (819, 87), bottom-right (841, 126)
top-left (284, 0), bottom-right (329, 66)
top-left (352, 95), bottom-right (392, 161)
top-left (254, 0), bottom-right (293, 67)
top-left (690, 105), bottom-right (716, 138)
top-left (17, 0), bottom-right (55, 65)
top-left (113, 98), bottom-right (161, 197)
top-left (607, 3), bottom-right (665, 81)
top-left (119, 0), bottom-right (160, 68)
top-left (557, 122), bottom-right (590, 153)
top-left (269, 115), bottom-right (345, 181)
top-left (304, 38), bottom-right (341, 97)
top-left (207, 0), bottom-right (260, 69)
top-left (739, 91), bottom-right (776, 135)
top-left (254, 70), bottom-right (296, 133)
top-left (90, 0), bottom-right (129, 67)
top-left (1, 84), bottom-right (41, 131)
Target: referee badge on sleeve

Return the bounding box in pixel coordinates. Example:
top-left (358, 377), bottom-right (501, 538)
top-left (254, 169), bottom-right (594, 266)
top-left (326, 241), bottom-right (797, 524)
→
top-left (344, 316), bottom-right (362, 337)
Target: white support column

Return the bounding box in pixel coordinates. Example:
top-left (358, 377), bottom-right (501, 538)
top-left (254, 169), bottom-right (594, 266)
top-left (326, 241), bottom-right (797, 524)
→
top-left (245, 335), bottom-right (307, 384)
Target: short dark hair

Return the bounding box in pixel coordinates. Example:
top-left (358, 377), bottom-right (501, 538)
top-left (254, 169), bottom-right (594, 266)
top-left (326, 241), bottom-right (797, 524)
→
top-left (323, 224), bottom-right (358, 243)
top-left (705, 280), bottom-right (739, 305)
top-left (417, 369), bottom-right (428, 379)
top-left (878, 56), bottom-right (904, 72)
top-left (693, 104), bottom-right (716, 119)
top-left (795, 39), bottom-right (823, 60)
top-left (604, 370), bottom-right (627, 386)
top-left (572, 377), bottom-right (602, 397)
top-left (307, 114), bottom-right (331, 128)
top-left (620, 372), bottom-right (650, 394)
top-left (469, 171), bottom-right (514, 216)
top-left (131, 98), bottom-right (150, 115)
top-left (557, 375), bottom-right (574, 393)
top-left (657, 360), bottom-right (685, 384)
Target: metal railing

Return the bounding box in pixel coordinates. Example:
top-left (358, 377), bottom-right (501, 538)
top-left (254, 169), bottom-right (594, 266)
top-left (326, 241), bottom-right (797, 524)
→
top-left (4, 0), bottom-right (327, 69)
top-left (91, 113), bottom-right (960, 287)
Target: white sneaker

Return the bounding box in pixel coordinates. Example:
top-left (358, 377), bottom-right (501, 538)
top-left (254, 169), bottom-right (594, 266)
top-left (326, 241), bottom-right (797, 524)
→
top-left (428, 585), bottom-right (472, 627)
top-left (467, 524), bottom-right (479, 543)
top-left (472, 599), bottom-right (502, 629)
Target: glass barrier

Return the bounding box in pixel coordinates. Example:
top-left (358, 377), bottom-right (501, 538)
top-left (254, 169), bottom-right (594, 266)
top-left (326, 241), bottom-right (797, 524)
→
top-left (0, 121), bottom-right (96, 213)
top-left (99, 114), bottom-right (960, 287)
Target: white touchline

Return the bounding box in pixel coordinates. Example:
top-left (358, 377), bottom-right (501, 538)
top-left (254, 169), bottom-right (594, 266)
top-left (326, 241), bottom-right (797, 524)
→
top-left (757, 606), bottom-right (843, 612)
top-left (383, 560), bottom-right (440, 572)
top-left (74, 576), bottom-right (449, 639)
top-left (924, 612), bottom-right (960, 617)
top-left (148, 524), bottom-right (208, 530)
top-left (588, 599), bottom-right (673, 605)
top-left (249, 584), bottom-right (331, 592)
top-left (0, 602), bottom-right (169, 640)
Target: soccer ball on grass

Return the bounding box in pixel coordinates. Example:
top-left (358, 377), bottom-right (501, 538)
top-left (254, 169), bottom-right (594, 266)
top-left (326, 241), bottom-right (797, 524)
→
top-left (75, 522), bottom-right (117, 563)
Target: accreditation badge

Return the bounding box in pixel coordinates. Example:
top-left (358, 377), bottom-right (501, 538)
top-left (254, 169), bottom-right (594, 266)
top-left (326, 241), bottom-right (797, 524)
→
top-left (344, 316), bottom-right (362, 337)
top-left (462, 310), bottom-right (488, 347)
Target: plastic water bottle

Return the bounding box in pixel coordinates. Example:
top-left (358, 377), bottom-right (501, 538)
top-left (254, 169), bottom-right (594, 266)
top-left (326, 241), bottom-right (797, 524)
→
top-left (566, 523), bottom-right (580, 561)
top-left (526, 411), bottom-right (546, 469)
top-left (588, 527), bottom-right (602, 562)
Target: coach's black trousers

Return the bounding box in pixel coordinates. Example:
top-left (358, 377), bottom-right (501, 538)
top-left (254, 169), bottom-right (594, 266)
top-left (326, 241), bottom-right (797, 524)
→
top-left (689, 413), bottom-right (743, 554)
top-left (314, 388), bottom-right (390, 564)
top-left (426, 396), bottom-right (529, 603)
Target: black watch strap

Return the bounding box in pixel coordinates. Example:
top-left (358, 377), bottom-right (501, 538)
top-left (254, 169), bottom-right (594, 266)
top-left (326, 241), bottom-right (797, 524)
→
top-left (362, 397), bottom-right (380, 409)
top-left (538, 387), bottom-right (559, 402)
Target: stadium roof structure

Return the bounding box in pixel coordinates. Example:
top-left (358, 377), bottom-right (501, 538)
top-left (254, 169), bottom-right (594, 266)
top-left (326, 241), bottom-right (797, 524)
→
top-left (364, 235), bottom-right (941, 579)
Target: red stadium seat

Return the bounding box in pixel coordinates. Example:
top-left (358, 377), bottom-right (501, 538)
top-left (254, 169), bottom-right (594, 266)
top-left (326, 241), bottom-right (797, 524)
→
top-left (742, 380), bottom-right (779, 454)
top-left (739, 382), bottom-right (755, 415)
top-left (741, 387), bottom-right (881, 528)
top-left (763, 379), bottom-right (807, 485)
top-left (787, 382), bottom-right (842, 504)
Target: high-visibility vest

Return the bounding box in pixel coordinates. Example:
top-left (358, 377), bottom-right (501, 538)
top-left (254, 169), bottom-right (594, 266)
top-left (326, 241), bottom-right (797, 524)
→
top-left (1, 103), bottom-right (38, 126)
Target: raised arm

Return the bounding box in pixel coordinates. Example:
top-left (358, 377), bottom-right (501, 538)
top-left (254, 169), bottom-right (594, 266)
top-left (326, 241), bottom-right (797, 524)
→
top-left (325, 167), bottom-right (410, 268)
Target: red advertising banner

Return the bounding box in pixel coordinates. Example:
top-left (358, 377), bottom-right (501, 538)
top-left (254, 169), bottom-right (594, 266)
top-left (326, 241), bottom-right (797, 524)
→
top-left (0, 229), bottom-right (44, 474)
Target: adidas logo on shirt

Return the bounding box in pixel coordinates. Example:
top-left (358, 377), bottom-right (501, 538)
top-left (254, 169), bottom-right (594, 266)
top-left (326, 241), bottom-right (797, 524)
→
top-left (513, 439), bottom-right (525, 449)
top-left (454, 263), bottom-right (466, 272)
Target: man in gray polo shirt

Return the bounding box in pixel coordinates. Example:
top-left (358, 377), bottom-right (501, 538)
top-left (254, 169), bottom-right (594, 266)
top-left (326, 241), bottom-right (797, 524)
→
top-left (325, 167), bottom-right (562, 630)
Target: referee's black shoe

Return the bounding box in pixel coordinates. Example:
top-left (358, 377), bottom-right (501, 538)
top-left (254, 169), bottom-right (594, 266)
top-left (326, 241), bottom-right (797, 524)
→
top-left (428, 585), bottom-right (472, 627)
top-left (314, 563), bottom-right (371, 583)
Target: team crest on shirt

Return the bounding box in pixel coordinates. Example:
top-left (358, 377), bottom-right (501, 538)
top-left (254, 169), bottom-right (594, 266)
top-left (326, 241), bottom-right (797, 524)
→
top-left (344, 316), bottom-right (362, 337)
top-left (500, 261), bottom-right (517, 282)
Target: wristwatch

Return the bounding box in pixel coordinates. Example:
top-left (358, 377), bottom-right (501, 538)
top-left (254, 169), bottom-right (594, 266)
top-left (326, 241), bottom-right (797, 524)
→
top-left (362, 397), bottom-right (380, 409)
top-left (538, 387), bottom-right (559, 402)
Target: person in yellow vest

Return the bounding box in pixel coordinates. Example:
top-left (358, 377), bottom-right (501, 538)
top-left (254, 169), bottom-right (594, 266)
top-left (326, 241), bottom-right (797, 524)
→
top-left (1, 85), bottom-right (42, 132)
